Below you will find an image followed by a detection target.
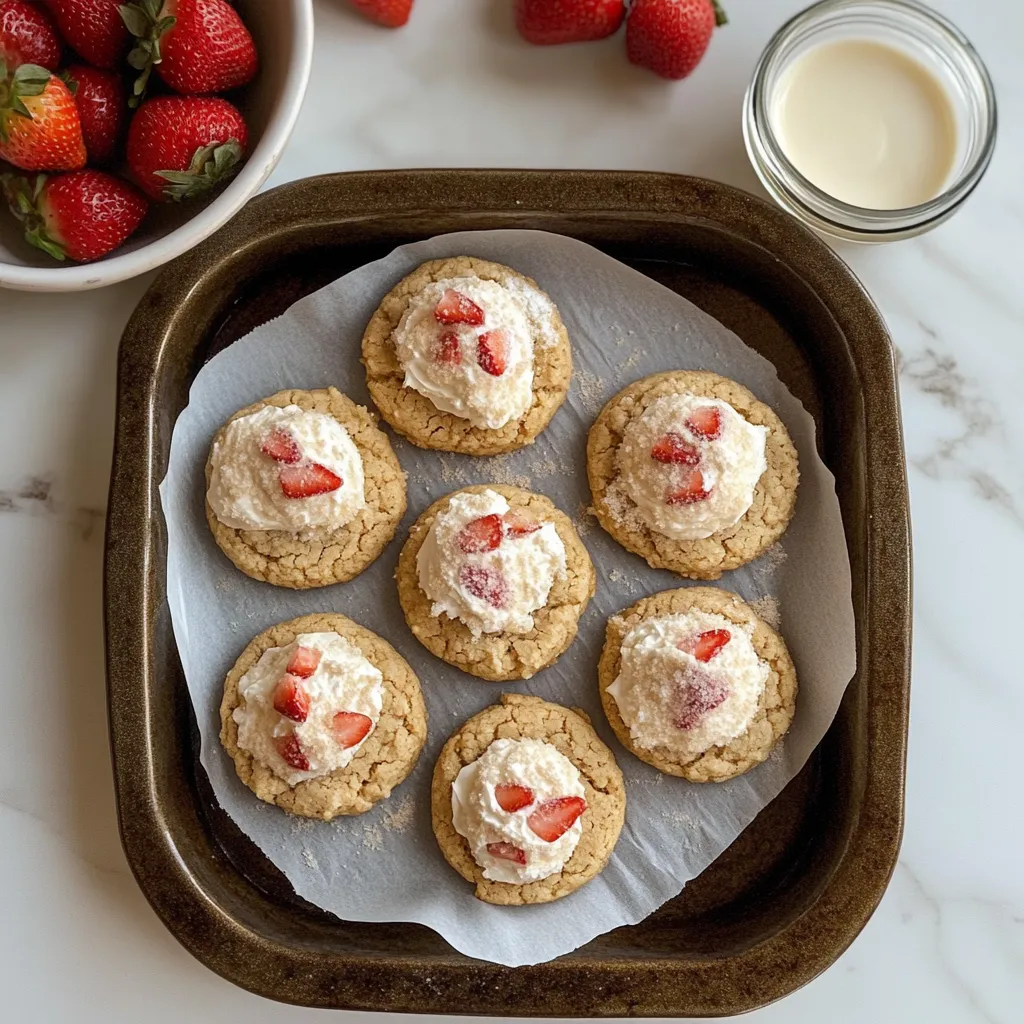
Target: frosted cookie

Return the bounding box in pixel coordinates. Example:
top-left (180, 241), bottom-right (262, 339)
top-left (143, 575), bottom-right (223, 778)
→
top-left (361, 256), bottom-right (572, 455)
top-left (220, 613), bottom-right (427, 819)
top-left (396, 485), bottom-right (595, 681)
top-left (587, 371), bottom-right (799, 579)
top-left (599, 587), bottom-right (797, 782)
top-left (431, 693), bottom-right (625, 906)
top-left (205, 387), bottom-right (407, 589)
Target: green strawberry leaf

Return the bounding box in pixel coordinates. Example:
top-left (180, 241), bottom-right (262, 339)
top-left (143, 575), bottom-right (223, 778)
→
top-left (0, 172), bottom-right (65, 260)
top-left (120, 2), bottom-right (176, 107)
top-left (156, 139), bottom-right (244, 202)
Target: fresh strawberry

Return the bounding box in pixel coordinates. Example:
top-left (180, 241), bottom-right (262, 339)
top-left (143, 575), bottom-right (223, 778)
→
top-left (502, 511), bottom-right (540, 538)
top-left (120, 0), bottom-right (257, 103)
top-left (286, 645), bottom-right (321, 679)
top-left (434, 288), bottom-right (484, 326)
top-left (0, 63), bottom-right (85, 171)
top-left (515, 0), bottom-right (625, 45)
top-left (626, 0), bottom-right (727, 80)
top-left (272, 674), bottom-right (310, 723)
top-left (332, 711), bottom-right (373, 749)
top-left (61, 64), bottom-right (123, 165)
top-left (0, 1), bottom-right (62, 70)
top-left (456, 513), bottom-right (503, 554)
top-left (495, 783), bottom-right (534, 813)
top-left (686, 405), bottom-right (722, 440)
top-left (476, 329), bottom-right (508, 377)
top-left (486, 842), bottom-right (527, 865)
top-left (679, 628), bottom-right (730, 663)
top-left (431, 330), bottom-right (461, 366)
top-left (347, 0), bottom-right (413, 29)
top-left (279, 462), bottom-right (342, 499)
top-left (260, 427), bottom-right (301, 464)
top-left (42, 0), bottom-right (129, 70)
top-left (458, 564), bottom-right (508, 609)
top-left (275, 733), bottom-right (310, 771)
top-left (527, 796), bottom-right (587, 842)
top-left (673, 669), bottom-right (729, 730)
top-left (650, 431), bottom-right (699, 465)
top-left (1, 168), bottom-right (146, 261)
top-left (665, 466), bottom-right (710, 505)
top-left (126, 94), bottom-right (247, 202)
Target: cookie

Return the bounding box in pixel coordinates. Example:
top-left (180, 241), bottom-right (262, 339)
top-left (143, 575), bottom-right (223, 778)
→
top-left (396, 484), bottom-right (596, 681)
top-left (599, 586), bottom-right (797, 782)
top-left (361, 257), bottom-right (572, 455)
top-left (220, 613), bottom-right (427, 819)
top-left (205, 387), bottom-right (407, 589)
top-left (587, 370), bottom-right (799, 579)
top-left (431, 693), bottom-right (626, 906)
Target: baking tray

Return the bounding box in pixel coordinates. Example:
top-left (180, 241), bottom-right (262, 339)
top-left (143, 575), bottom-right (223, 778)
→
top-left (105, 169), bottom-right (911, 1016)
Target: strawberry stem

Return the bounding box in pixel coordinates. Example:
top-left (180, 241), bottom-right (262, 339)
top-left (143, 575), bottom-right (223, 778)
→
top-left (711, 0), bottom-right (728, 27)
top-left (0, 172), bottom-right (66, 261)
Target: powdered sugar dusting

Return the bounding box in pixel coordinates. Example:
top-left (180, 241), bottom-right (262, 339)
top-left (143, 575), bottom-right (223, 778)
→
top-left (748, 595), bottom-right (781, 630)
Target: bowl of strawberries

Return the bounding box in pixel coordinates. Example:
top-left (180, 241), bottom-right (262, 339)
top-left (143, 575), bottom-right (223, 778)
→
top-left (0, 0), bottom-right (313, 291)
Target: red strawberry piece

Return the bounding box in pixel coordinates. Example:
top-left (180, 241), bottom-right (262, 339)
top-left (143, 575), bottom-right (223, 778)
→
top-left (486, 841), bottom-right (527, 866)
top-left (0, 1), bottom-right (62, 70)
top-left (1, 168), bottom-right (146, 261)
top-left (275, 733), bottom-right (310, 771)
top-left (679, 628), bottom-right (730, 663)
top-left (686, 405), bottom-right (723, 440)
top-left (260, 427), bottom-right (301, 465)
top-left (347, 0), bottom-right (413, 28)
top-left (476, 329), bottom-right (508, 377)
top-left (673, 668), bottom-right (729, 730)
top-left (495, 783), bottom-right (535, 813)
top-left (650, 431), bottom-right (700, 465)
top-left (0, 64), bottom-right (85, 171)
top-left (332, 711), bottom-right (373, 749)
top-left (515, 0), bottom-right (625, 45)
top-left (458, 564), bottom-right (509, 609)
top-left (527, 796), bottom-right (587, 842)
top-left (61, 64), bottom-right (124, 165)
top-left (502, 511), bottom-right (541, 538)
top-left (126, 94), bottom-right (248, 203)
top-left (434, 288), bottom-right (485, 326)
top-left (456, 513), bottom-right (503, 554)
top-left (42, 0), bottom-right (130, 70)
top-left (626, 0), bottom-right (727, 80)
top-left (431, 330), bottom-right (461, 366)
top-left (666, 466), bottom-right (710, 505)
top-left (279, 462), bottom-right (342, 499)
top-left (272, 674), bottom-right (310, 723)
top-left (286, 645), bottom-right (321, 679)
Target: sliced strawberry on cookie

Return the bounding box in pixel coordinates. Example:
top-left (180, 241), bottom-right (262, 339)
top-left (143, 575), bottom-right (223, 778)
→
top-left (486, 841), bottom-right (527, 865)
top-left (651, 431), bottom-right (700, 465)
top-left (679, 628), bottom-right (730, 663)
top-left (476, 329), bottom-right (508, 377)
top-left (273, 674), bottom-right (310, 723)
top-left (502, 511), bottom-right (541, 538)
top-left (458, 564), bottom-right (509, 608)
top-left (527, 796), bottom-right (587, 842)
top-left (332, 710), bottom-right (373, 749)
top-left (456, 513), bottom-right (503, 553)
top-left (495, 783), bottom-right (534, 812)
top-left (275, 733), bottom-right (310, 771)
top-left (434, 288), bottom-right (484, 326)
top-left (686, 405), bottom-right (723, 440)
top-left (260, 427), bottom-right (301, 464)
top-left (279, 463), bottom-right (342, 498)
top-left (673, 669), bottom-right (729, 730)
top-left (286, 645), bottom-right (321, 679)
top-left (666, 466), bottom-right (710, 505)
top-left (432, 330), bottom-right (461, 365)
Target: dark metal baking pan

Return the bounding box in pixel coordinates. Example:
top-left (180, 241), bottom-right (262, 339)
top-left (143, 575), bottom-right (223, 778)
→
top-left (105, 169), bottom-right (911, 1016)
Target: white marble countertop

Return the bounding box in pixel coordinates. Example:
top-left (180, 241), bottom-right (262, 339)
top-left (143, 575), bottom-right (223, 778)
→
top-left (1, 1), bottom-right (1021, 1020)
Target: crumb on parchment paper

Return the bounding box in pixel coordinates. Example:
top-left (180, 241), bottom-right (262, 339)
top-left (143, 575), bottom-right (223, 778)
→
top-left (361, 793), bottom-right (416, 851)
top-left (748, 594), bottom-right (781, 630)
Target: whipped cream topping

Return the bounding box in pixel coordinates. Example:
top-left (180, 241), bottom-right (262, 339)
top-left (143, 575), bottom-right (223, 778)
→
top-left (615, 394), bottom-right (768, 540)
top-left (207, 405), bottom-right (365, 532)
top-left (607, 610), bottom-right (768, 760)
top-left (233, 631), bottom-right (383, 786)
top-left (394, 274), bottom-right (557, 430)
top-left (451, 737), bottom-right (586, 883)
top-left (416, 488), bottom-right (567, 636)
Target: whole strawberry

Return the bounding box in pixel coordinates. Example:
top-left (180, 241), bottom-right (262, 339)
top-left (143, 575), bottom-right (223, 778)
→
top-left (126, 94), bottom-right (247, 202)
top-left (62, 63), bottom-right (124, 164)
top-left (1, 168), bottom-right (148, 261)
top-left (41, 0), bottom-right (130, 70)
top-left (0, 61), bottom-right (85, 170)
top-left (0, 0), bottom-right (62, 70)
top-left (348, 0), bottom-right (413, 28)
top-left (515, 0), bottom-right (625, 45)
top-left (626, 0), bottom-right (727, 80)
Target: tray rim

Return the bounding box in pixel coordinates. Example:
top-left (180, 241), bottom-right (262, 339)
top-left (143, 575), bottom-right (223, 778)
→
top-left (105, 168), bottom-right (912, 1016)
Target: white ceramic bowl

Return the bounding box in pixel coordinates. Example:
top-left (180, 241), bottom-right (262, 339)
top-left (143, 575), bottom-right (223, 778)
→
top-left (0, 0), bottom-right (313, 291)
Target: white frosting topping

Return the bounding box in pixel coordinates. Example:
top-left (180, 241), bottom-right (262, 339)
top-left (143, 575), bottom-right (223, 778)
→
top-left (232, 631), bottom-right (383, 786)
top-left (615, 394), bottom-right (768, 540)
top-left (451, 737), bottom-right (586, 883)
top-left (607, 610), bottom-right (768, 759)
top-left (207, 405), bottom-right (365, 532)
top-left (415, 488), bottom-right (567, 636)
top-left (393, 274), bottom-right (558, 430)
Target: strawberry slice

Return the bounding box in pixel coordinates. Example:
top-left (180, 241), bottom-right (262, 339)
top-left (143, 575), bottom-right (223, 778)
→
top-left (686, 406), bottom-right (723, 440)
top-left (679, 629), bottom-right (731, 663)
top-left (332, 711), bottom-right (373, 749)
top-left (673, 669), bottom-right (730, 730)
top-left (666, 467), bottom-right (710, 505)
top-left (650, 431), bottom-right (700, 465)
top-left (476, 329), bottom-right (508, 376)
top-left (275, 733), bottom-right (309, 771)
top-left (456, 513), bottom-right (503, 553)
top-left (486, 841), bottom-right (527, 865)
top-left (527, 796), bottom-right (587, 842)
top-left (432, 330), bottom-right (461, 365)
top-left (495, 783), bottom-right (534, 812)
top-left (286, 645), bottom-right (321, 679)
top-left (502, 511), bottom-right (540, 538)
top-left (272, 674), bottom-right (310, 722)
top-left (434, 288), bottom-right (484, 326)
top-left (260, 427), bottom-right (301, 464)
top-left (279, 463), bottom-right (342, 498)
top-left (458, 564), bottom-right (509, 609)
